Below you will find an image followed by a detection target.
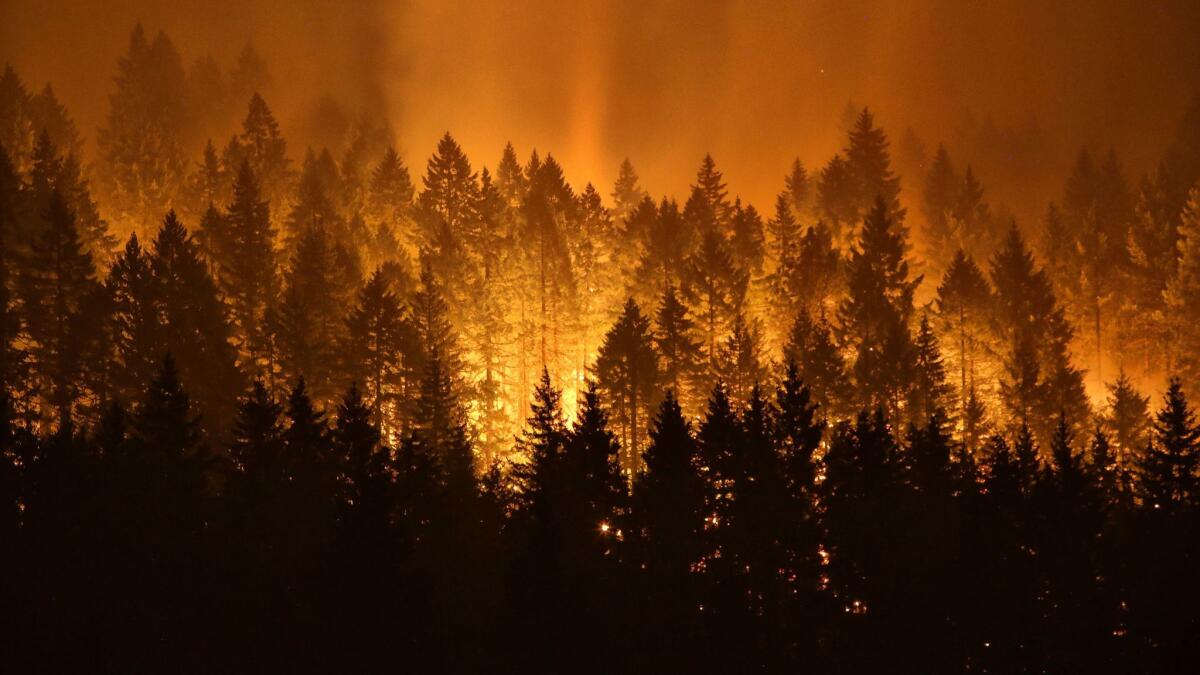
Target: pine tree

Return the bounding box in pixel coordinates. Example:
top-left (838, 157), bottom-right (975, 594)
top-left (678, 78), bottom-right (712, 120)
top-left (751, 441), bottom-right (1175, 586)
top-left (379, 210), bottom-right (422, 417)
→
top-left (683, 225), bottom-right (747, 379)
top-left (134, 353), bottom-right (203, 451)
top-left (595, 298), bottom-right (659, 477)
top-left (820, 409), bottom-right (900, 609)
top-left (0, 65), bottom-right (35, 172)
top-left (27, 132), bottom-right (115, 268)
top-left (714, 312), bottom-right (768, 410)
top-left (408, 266), bottom-right (468, 436)
top-left (222, 159), bottom-right (278, 381)
top-left (284, 148), bottom-right (343, 253)
top-left (332, 383), bottom-right (389, 519)
top-left (631, 197), bottom-right (691, 306)
top-left (512, 368), bottom-right (569, 523)
top-left (95, 24), bottom-right (189, 236)
top-left (784, 158), bottom-right (811, 216)
top-left (228, 41), bottom-right (270, 106)
top-left (653, 283), bottom-right (703, 413)
top-left (274, 224), bottom-right (350, 407)
top-left (729, 200), bottom-right (765, 276)
top-left (106, 233), bottom-right (162, 405)
top-left (495, 141), bottom-right (528, 210)
top-left (228, 380), bottom-right (286, 486)
top-left (1104, 370), bottom-right (1150, 466)
top-left (693, 154), bottom-right (731, 229)
top-left (610, 157), bottom-right (647, 227)
top-left (150, 211), bottom-right (242, 434)
top-left (17, 189), bottom-right (102, 424)
top-left (0, 148), bottom-right (28, 416)
top-left (1138, 378), bottom-right (1200, 510)
top-left (635, 391), bottom-right (706, 577)
top-left (990, 224), bottom-right (1089, 443)
top-left (416, 132), bottom-right (479, 254)
top-left (817, 154), bottom-right (858, 244)
top-left (342, 268), bottom-right (411, 442)
top-left (226, 92), bottom-right (291, 208)
top-left (838, 197), bottom-right (919, 417)
top-left (696, 383), bottom-right (740, 539)
top-left (934, 250), bottom-right (993, 429)
top-left (845, 107), bottom-right (902, 220)
top-left (909, 313), bottom-right (952, 426)
top-left (413, 318), bottom-right (474, 484)
top-left (1164, 185), bottom-right (1200, 382)
top-left (783, 308), bottom-right (852, 422)
top-left (564, 382), bottom-right (626, 546)
top-left (922, 144), bottom-right (959, 234)
top-left (181, 140), bottom-right (230, 226)
top-left (367, 146), bottom-right (415, 244)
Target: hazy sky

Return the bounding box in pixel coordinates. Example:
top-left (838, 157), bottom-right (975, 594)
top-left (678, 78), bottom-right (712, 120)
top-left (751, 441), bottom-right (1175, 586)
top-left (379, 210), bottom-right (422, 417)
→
top-left (3, 0), bottom-right (1199, 208)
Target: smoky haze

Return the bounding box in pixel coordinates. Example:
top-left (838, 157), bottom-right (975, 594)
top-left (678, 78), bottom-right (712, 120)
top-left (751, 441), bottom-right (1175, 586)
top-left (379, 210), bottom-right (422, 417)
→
top-left (3, 0), bottom-right (1199, 213)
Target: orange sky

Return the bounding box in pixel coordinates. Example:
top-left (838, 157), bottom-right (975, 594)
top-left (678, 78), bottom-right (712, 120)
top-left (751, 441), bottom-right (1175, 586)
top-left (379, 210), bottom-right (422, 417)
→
top-left (3, 0), bottom-right (1200, 211)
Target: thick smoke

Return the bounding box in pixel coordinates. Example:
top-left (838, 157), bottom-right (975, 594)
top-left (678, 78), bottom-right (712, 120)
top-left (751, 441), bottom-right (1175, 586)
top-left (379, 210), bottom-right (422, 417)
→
top-left (3, 0), bottom-right (1199, 214)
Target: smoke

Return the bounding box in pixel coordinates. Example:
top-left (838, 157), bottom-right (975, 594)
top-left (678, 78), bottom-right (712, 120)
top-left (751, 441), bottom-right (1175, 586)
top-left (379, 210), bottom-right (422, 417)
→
top-left (3, 0), bottom-right (1200, 212)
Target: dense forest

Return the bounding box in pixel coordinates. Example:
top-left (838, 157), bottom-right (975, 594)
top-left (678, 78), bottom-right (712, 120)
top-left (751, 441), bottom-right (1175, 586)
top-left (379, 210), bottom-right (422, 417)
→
top-left (3, 23), bottom-right (1200, 673)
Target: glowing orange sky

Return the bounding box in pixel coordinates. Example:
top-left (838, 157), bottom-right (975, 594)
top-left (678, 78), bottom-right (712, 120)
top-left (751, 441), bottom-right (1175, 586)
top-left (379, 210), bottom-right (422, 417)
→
top-left (3, 0), bottom-right (1200, 212)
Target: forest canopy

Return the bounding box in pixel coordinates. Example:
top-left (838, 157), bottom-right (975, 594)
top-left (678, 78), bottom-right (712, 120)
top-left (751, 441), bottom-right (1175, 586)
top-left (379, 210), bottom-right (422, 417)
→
top-left (3, 12), bottom-right (1200, 674)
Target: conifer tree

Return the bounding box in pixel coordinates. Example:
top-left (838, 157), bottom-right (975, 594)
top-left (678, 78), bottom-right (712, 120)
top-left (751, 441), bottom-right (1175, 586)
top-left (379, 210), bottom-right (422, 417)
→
top-left (610, 157), bottom-right (647, 227)
top-left (631, 197), bottom-right (691, 306)
top-left (838, 197), bottom-right (919, 417)
top-left (107, 233), bottom-right (162, 404)
top-left (222, 159), bottom-right (278, 381)
top-left (1104, 370), bottom-right (1150, 466)
top-left (564, 382), bottom-right (626, 547)
top-left (783, 308), bottom-right (852, 422)
top-left (226, 92), bottom-right (291, 208)
top-left (653, 283), bottom-right (703, 413)
top-left (990, 224), bottom-right (1089, 442)
top-left (1138, 378), bottom-right (1199, 510)
top-left (635, 391), bottom-right (706, 578)
top-left (512, 368), bottom-right (570, 523)
top-left (693, 154), bottom-right (731, 229)
top-left (845, 107), bottom-right (902, 220)
top-left (714, 312), bottom-right (768, 410)
top-left (596, 298), bottom-right (659, 476)
top-left (227, 380), bottom-right (286, 487)
top-left (285, 148), bottom-right (343, 252)
top-left (495, 141), bottom-right (528, 210)
top-left (0, 65), bottom-right (35, 172)
top-left (1164, 185), bottom-right (1200, 382)
top-left (0, 148), bottom-right (29, 419)
top-left (909, 314), bottom-right (953, 426)
top-left (96, 25), bottom-right (189, 235)
top-left (332, 383), bottom-right (390, 521)
top-left (28, 132), bottom-right (115, 267)
top-left (817, 153), bottom-right (858, 243)
top-left (934, 250), bottom-right (993, 426)
top-left (784, 158), bottom-right (811, 216)
top-left (696, 383), bottom-right (741, 542)
top-left (416, 132), bottom-right (480, 256)
top-left (150, 211), bottom-right (242, 433)
top-left (683, 225), bottom-right (747, 379)
top-left (342, 268), bottom-right (411, 441)
top-left (181, 140), bottom-right (230, 225)
top-left (274, 224), bottom-right (349, 407)
top-left (729, 200), bottom-right (765, 276)
top-left (17, 189), bottom-right (102, 424)
top-left (367, 146), bottom-right (415, 244)
top-left (922, 144), bottom-right (959, 233)
top-left (408, 266), bottom-right (468, 433)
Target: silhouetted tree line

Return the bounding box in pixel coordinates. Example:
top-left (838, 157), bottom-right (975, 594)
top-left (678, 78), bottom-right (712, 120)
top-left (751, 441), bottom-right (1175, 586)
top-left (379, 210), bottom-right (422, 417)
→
top-left (4, 350), bottom-right (1200, 672)
top-left (5, 23), bottom-right (1200, 673)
